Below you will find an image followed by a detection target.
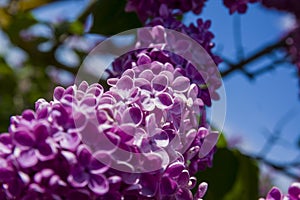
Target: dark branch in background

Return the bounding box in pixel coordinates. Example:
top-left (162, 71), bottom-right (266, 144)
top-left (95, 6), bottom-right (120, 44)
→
top-left (242, 110), bottom-right (300, 180)
top-left (220, 36), bottom-right (288, 78)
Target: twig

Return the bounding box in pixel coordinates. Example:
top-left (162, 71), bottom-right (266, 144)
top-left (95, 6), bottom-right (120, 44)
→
top-left (220, 37), bottom-right (287, 77)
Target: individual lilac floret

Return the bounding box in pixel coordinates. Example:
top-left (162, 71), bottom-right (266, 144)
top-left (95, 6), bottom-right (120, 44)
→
top-left (125, 0), bottom-right (207, 22)
top-left (0, 77), bottom-right (214, 199)
top-left (259, 183), bottom-right (300, 200)
top-left (223, 0), bottom-right (260, 14)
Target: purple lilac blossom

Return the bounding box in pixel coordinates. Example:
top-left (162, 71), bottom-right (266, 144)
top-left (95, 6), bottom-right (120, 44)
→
top-left (107, 24), bottom-right (222, 106)
top-left (125, 0), bottom-right (207, 22)
top-left (223, 0), bottom-right (260, 14)
top-left (260, 0), bottom-right (300, 79)
top-left (259, 182), bottom-right (300, 200)
top-left (0, 68), bottom-right (213, 199)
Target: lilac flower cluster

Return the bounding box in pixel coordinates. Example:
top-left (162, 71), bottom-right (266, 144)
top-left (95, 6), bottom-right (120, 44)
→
top-left (259, 182), bottom-right (300, 200)
top-left (125, 0), bottom-right (207, 22)
top-left (223, 0), bottom-right (260, 14)
top-left (107, 25), bottom-right (222, 106)
top-left (0, 59), bottom-right (215, 199)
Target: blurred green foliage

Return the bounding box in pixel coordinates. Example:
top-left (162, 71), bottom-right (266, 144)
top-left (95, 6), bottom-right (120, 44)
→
top-left (194, 135), bottom-right (259, 200)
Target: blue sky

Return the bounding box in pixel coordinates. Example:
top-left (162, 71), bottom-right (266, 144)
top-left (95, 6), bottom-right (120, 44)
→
top-left (31, 0), bottom-right (300, 191)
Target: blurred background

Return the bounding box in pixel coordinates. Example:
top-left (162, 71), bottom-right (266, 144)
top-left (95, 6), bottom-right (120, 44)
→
top-left (0, 0), bottom-right (299, 199)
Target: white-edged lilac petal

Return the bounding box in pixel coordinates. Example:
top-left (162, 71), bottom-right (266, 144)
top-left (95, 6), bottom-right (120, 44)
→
top-left (88, 174), bottom-right (109, 195)
top-left (87, 83), bottom-right (103, 97)
top-left (146, 113), bottom-right (157, 135)
top-left (37, 142), bottom-right (56, 160)
top-left (53, 86), bottom-right (65, 101)
top-left (187, 83), bottom-right (199, 99)
top-left (139, 69), bottom-right (154, 81)
top-left (165, 161), bottom-right (185, 178)
top-left (153, 131), bottom-right (169, 147)
top-left (177, 170), bottom-right (190, 186)
top-left (172, 76), bottom-right (190, 92)
top-left (266, 187), bottom-right (282, 200)
top-left (116, 75), bottom-right (133, 90)
top-left (134, 78), bottom-right (151, 91)
top-left (137, 28), bottom-right (153, 44)
top-left (68, 165), bottom-right (89, 187)
top-left (17, 149), bottom-right (38, 168)
top-left (150, 61), bottom-right (164, 75)
top-left (137, 53), bottom-right (151, 65)
top-left (107, 78), bottom-right (119, 86)
top-left (155, 93), bottom-right (173, 109)
top-left (122, 68), bottom-right (135, 78)
top-left (151, 74), bottom-right (168, 92)
top-left (159, 70), bottom-right (174, 83)
top-left (122, 107), bottom-right (143, 126)
top-left (78, 81), bottom-right (89, 92)
top-left (199, 131), bottom-right (219, 158)
top-left (80, 97), bottom-right (97, 108)
top-left (59, 131), bottom-right (81, 151)
top-left (151, 25), bottom-right (165, 44)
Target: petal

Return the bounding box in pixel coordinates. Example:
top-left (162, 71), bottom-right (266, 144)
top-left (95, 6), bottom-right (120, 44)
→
top-left (116, 75), bottom-right (133, 90)
top-left (160, 176), bottom-right (178, 196)
top-left (134, 78), bottom-right (151, 91)
top-left (60, 131), bottom-right (81, 151)
top-left (266, 187), bottom-right (282, 200)
top-left (177, 170), bottom-right (190, 186)
top-left (69, 165), bottom-right (89, 187)
top-left (199, 131), bottom-right (219, 158)
top-left (21, 110), bottom-right (35, 121)
top-left (122, 107), bottom-right (143, 126)
top-left (153, 130), bottom-right (169, 147)
top-left (172, 76), bottom-right (190, 93)
top-left (151, 74), bottom-right (168, 92)
top-left (14, 130), bottom-right (34, 147)
top-left (88, 174), bottom-right (109, 195)
top-left (195, 182), bottom-right (208, 199)
top-left (17, 149), bottom-right (38, 168)
top-left (139, 69), bottom-right (154, 81)
top-left (53, 86), bottom-right (65, 101)
top-left (155, 93), bottom-right (173, 109)
top-left (37, 142), bottom-right (55, 160)
top-left (288, 183), bottom-right (300, 199)
top-left (137, 53), bottom-right (151, 65)
top-left (165, 161), bottom-right (185, 178)
top-left (78, 81), bottom-right (89, 92)
top-left (33, 123), bottom-right (49, 142)
top-left (77, 145), bottom-right (92, 166)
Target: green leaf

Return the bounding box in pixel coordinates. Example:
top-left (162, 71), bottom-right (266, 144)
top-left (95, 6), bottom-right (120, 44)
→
top-left (89, 0), bottom-right (142, 35)
top-left (217, 133), bottom-right (228, 148)
top-left (69, 21), bottom-right (84, 35)
top-left (223, 151), bottom-right (259, 200)
top-left (195, 148), bottom-right (259, 200)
